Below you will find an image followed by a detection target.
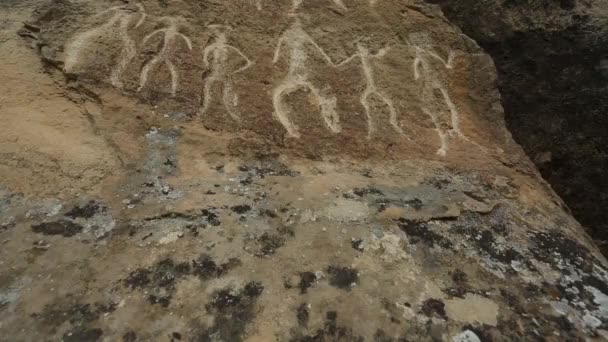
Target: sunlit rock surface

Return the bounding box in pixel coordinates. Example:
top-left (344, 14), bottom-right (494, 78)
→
top-left (0, 0), bottom-right (606, 341)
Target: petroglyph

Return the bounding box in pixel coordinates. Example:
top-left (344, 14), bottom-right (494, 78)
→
top-left (339, 43), bottom-right (406, 139)
top-left (410, 33), bottom-right (483, 156)
top-left (64, 4), bottom-right (146, 89)
top-left (272, 18), bottom-right (342, 138)
top-left (138, 17), bottom-right (192, 96)
top-left (199, 25), bottom-right (253, 121)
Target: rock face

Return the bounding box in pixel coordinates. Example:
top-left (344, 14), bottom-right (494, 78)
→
top-left (21, 0), bottom-right (514, 160)
top-left (427, 0), bottom-right (608, 256)
top-left (0, 0), bottom-right (606, 341)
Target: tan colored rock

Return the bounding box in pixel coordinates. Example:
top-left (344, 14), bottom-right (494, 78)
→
top-left (445, 294), bottom-right (499, 326)
top-left (0, 0), bottom-right (606, 341)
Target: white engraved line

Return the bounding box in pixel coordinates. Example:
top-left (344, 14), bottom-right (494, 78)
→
top-left (199, 26), bottom-right (253, 120)
top-left (138, 18), bottom-right (192, 96)
top-left (110, 14), bottom-right (138, 89)
top-left (272, 19), bottom-right (342, 137)
top-left (414, 45), bottom-right (485, 155)
top-left (340, 44), bottom-right (405, 139)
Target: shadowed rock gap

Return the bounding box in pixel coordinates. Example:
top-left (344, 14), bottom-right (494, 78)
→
top-left (426, 0), bottom-right (608, 255)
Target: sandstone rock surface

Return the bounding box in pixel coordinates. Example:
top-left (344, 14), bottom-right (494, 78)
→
top-left (0, 0), bottom-right (606, 341)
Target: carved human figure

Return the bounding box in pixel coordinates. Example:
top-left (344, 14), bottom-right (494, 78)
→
top-left (138, 17), bottom-right (192, 96)
top-left (199, 25), bottom-right (253, 120)
top-left (410, 33), bottom-right (479, 156)
top-left (339, 42), bottom-right (405, 139)
top-left (272, 18), bottom-right (342, 138)
top-left (64, 3), bottom-right (146, 89)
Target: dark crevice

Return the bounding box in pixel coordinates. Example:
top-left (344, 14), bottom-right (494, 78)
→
top-left (426, 0), bottom-right (608, 256)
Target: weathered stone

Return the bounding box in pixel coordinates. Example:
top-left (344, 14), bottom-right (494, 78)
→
top-left (0, 0), bottom-right (606, 341)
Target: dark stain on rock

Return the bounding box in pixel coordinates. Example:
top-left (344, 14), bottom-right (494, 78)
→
top-left (243, 281), bottom-right (264, 297)
top-left (32, 220), bottom-right (83, 237)
top-left (260, 209), bottom-right (277, 218)
top-left (445, 269), bottom-right (469, 298)
top-left (145, 259), bottom-right (190, 307)
top-left (452, 269), bottom-right (467, 283)
top-left (276, 224), bottom-right (295, 237)
top-left (64, 200), bottom-right (106, 219)
top-left (192, 254), bottom-right (241, 280)
top-left (477, 230), bottom-right (523, 264)
top-left (554, 315), bottom-right (574, 331)
top-left (450, 221), bottom-right (478, 237)
top-left (523, 312), bottom-right (583, 340)
top-left (254, 232), bottom-right (286, 257)
top-left (122, 330), bottom-right (137, 342)
top-left (298, 272), bottom-right (317, 294)
top-left (240, 176), bottom-right (253, 185)
top-left (231, 205), bottom-right (252, 214)
top-left (148, 294), bottom-right (171, 307)
top-left (163, 158), bottom-right (175, 167)
top-left (531, 231), bottom-right (597, 272)
top-left (290, 311), bottom-right (365, 342)
top-left (420, 298), bottom-right (447, 320)
top-left (351, 239), bottom-right (364, 252)
top-left (195, 281), bottom-right (264, 342)
top-left (40, 303), bottom-right (98, 326)
top-left (141, 210), bottom-right (220, 234)
top-left (353, 187), bottom-right (384, 197)
top-left (297, 303), bottom-right (309, 327)
top-left (124, 259), bottom-right (190, 307)
top-left (125, 259), bottom-right (190, 290)
top-left (63, 328), bottom-right (103, 342)
top-left (450, 213), bottom-right (524, 264)
top-left (324, 311), bottom-right (339, 336)
top-left (444, 286), bottom-right (468, 299)
top-left (33, 298), bottom-right (116, 332)
top-left (124, 268), bottom-right (152, 289)
top-left (374, 329), bottom-right (398, 342)
top-left (250, 160), bottom-right (300, 178)
top-left (489, 220), bottom-right (509, 236)
top-left (143, 211), bottom-right (200, 221)
top-left (582, 274), bottom-right (608, 295)
top-left (201, 208), bottom-right (221, 226)
top-left (500, 289), bottom-right (524, 314)
top-left (397, 218), bottom-right (452, 249)
top-left (428, 178), bottom-right (451, 190)
top-left (125, 255), bottom-right (240, 307)
top-left (327, 265), bottom-right (358, 290)
top-left (380, 298), bottom-right (402, 325)
top-left (403, 198), bottom-right (424, 210)
top-left (556, 280), bottom-right (601, 311)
